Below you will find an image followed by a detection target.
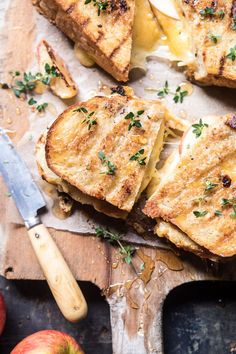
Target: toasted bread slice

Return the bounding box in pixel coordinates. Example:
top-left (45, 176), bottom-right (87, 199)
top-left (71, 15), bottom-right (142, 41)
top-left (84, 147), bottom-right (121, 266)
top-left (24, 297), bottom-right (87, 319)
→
top-left (180, 0), bottom-right (236, 88)
top-left (32, 0), bottom-right (135, 82)
top-left (45, 94), bottom-right (165, 213)
top-left (144, 114), bottom-right (236, 257)
top-left (155, 220), bottom-right (219, 261)
top-left (146, 150), bottom-right (217, 259)
top-left (36, 131), bottom-right (128, 218)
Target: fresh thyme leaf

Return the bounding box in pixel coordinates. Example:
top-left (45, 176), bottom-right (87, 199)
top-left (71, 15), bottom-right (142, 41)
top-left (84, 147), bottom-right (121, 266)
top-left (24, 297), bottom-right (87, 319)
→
top-left (208, 33), bottom-right (221, 44)
top-left (199, 6), bottom-right (215, 18)
top-left (10, 71), bottom-right (20, 78)
top-left (98, 151), bottom-right (117, 175)
top-left (193, 210), bottom-right (208, 218)
top-left (221, 198), bottom-right (231, 206)
top-left (74, 106), bottom-right (88, 113)
top-left (173, 87), bottom-right (188, 104)
top-left (125, 112), bottom-right (134, 119)
top-left (28, 97), bottom-right (37, 105)
top-left (192, 119), bottom-right (209, 138)
top-left (74, 107), bottom-right (97, 130)
top-left (98, 151), bottom-right (106, 162)
top-left (130, 148), bottom-right (146, 166)
top-left (106, 160), bottom-right (116, 175)
top-left (137, 110), bottom-right (145, 116)
top-left (205, 180), bottom-right (218, 192)
top-left (226, 46), bottom-right (236, 61)
top-left (157, 80), bottom-right (169, 97)
top-left (214, 210), bottom-right (222, 216)
top-left (84, 0), bottom-right (109, 16)
top-left (36, 102), bottom-right (48, 112)
top-left (44, 63), bottom-right (60, 78)
top-left (218, 10), bottom-right (225, 19)
top-left (124, 111), bottom-right (143, 131)
top-left (230, 205), bottom-right (236, 218)
top-left (120, 245), bottom-right (136, 264)
top-left (95, 227), bottom-right (136, 264)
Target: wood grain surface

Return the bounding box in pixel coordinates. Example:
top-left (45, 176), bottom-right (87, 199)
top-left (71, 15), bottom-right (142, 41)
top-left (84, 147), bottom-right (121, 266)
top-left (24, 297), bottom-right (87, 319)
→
top-left (1, 1), bottom-right (236, 353)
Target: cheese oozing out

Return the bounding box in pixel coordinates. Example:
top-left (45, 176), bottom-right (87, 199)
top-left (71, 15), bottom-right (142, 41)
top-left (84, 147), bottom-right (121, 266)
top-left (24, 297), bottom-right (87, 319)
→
top-left (131, 0), bottom-right (195, 68)
top-left (131, 0), bottom-right (161, 69)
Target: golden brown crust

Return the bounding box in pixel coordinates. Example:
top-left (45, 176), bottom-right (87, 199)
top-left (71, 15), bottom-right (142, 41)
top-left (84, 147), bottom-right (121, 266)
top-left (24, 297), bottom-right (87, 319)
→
top-left (180, 0), bottom-right (236, 88)
top-left (155, 220), bottom-right (219, 261)
top-left (35, 131), bottom-right (128, 219)
top-left (32, 0), bottom-right (135, 81)
top-left (144, 113), bottom-right (236, 257)
top-left (45, 95), bottom-right (165, 212)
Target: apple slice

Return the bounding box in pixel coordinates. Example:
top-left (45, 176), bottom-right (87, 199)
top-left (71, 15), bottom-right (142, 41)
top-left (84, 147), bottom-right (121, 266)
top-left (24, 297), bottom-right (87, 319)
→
top-left (149, 0), bottom-right (180, 20)
top-left (37, 40), bottom-right (78, 99)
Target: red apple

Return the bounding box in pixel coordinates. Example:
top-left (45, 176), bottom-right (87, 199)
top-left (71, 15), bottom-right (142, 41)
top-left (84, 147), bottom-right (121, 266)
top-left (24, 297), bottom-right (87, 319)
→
top-left (0, 292), bottom-right (6, 335)
top-left (11, 330), bottom-right (84, 354)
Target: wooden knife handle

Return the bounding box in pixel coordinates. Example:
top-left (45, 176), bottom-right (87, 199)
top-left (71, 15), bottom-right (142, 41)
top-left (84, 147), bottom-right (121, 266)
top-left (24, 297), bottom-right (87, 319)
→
top-left (28, 223), bottom-right (88, 322)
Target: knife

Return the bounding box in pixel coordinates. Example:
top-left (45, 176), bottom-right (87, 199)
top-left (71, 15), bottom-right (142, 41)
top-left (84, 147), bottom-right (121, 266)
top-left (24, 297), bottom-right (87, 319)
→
top-left (0, 128), bottom-right (87, 322)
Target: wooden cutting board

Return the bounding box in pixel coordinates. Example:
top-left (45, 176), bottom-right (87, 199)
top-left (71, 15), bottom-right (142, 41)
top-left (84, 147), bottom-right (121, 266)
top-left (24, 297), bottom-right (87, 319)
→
top-left (1, 1), bottom-right (236, 353)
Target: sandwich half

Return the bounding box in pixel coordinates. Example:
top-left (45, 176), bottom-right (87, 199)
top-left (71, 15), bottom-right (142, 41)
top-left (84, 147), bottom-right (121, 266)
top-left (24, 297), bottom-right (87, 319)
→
top-left (179, 0), bottom-right (236, 88)
top-left (144, 113), bottom-right (236, 257)
top-left (36, 91), bottom-right (166, 218)
top-left (32, 0), bottom-right (135, 82)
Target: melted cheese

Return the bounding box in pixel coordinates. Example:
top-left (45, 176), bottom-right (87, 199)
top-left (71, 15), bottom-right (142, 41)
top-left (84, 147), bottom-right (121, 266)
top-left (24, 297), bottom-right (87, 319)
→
top-left (74, 43), bottom-right (95, 67)
top-left (131, 0), bottom-right (194, 68)
top-left (131, 0), bottom-right (161, 68)
top-left (138, 119), bottom-right (165, 197)
top-left (151, 1), bottom-right (194, 64)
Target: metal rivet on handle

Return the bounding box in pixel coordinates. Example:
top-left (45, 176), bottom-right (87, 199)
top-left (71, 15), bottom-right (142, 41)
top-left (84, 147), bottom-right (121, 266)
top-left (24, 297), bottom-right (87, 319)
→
top-left (35, 233), bottom-right (40, 238)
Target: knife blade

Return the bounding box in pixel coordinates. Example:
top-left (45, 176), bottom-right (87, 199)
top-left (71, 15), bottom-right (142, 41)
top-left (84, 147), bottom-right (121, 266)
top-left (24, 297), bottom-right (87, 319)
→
top-left (0, 128), bottom-right (45, 227)
top-left (0, 128), bottom-right (87, 322)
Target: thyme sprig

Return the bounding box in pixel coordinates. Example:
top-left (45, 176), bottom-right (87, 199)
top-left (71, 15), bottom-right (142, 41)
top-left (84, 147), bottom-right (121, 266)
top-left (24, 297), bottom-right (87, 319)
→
top-left (192, 119), bottom-right (208, 138)
top-left (84, 0), bottom-right (109, 16)
top-left (124, 110), bottom-right (144, 131)
top-left (73, 107), bottom-right (97, 130)
top-left (130, 149), bottom-right (146, 166)
top-left (98, 151), bottom-right (117, 175)
top-left (221, 197), bottom-right (236, 218)
top-left (205, 180), bottom-right (218, 192)
top-left (226, 46), bottom-right (236, 61)
top-left (28, 97), bottom-right (48, 112)
top-left (193, 210), bottom-right (208, 218)
top-left (199, 7), bottom-right (225, 19)
top-left (157, 81), bottom-right (188, 104)
top-left (10, 64), bottom-right (60, 98)
top-left (95, 227), bottom-right (136, 264)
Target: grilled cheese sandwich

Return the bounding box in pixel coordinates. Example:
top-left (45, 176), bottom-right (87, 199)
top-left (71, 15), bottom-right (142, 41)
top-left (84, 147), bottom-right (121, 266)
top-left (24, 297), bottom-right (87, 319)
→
top-left (36, 91), bottom-right (170, 218)
top-left (144, 114), bottom-right (236, 257)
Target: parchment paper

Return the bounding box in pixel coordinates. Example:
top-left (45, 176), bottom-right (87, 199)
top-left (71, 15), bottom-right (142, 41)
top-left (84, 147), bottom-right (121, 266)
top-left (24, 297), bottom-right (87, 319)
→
top-left (8, 11), bottom-right (236, 246)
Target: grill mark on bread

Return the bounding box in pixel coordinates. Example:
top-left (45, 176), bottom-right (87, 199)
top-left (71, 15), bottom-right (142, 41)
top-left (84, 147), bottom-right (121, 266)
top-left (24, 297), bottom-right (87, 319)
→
top-left (218, 55), bottom-right (226, 76)
top-left (108, 29), bottom-right (131, 59)
top-left (65, 3), bottom-right (75, 14)
top-left (95, 31), bottom-right (105, 44)
top-left (80, 17), bottom-right (91, 29)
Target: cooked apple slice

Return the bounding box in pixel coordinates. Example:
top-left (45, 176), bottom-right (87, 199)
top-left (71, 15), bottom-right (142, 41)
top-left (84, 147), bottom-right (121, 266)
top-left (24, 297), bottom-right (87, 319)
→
top-left (149, 0), bottom-right (180, 20)
top-left (37, 40), bottom-right (78, 99)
